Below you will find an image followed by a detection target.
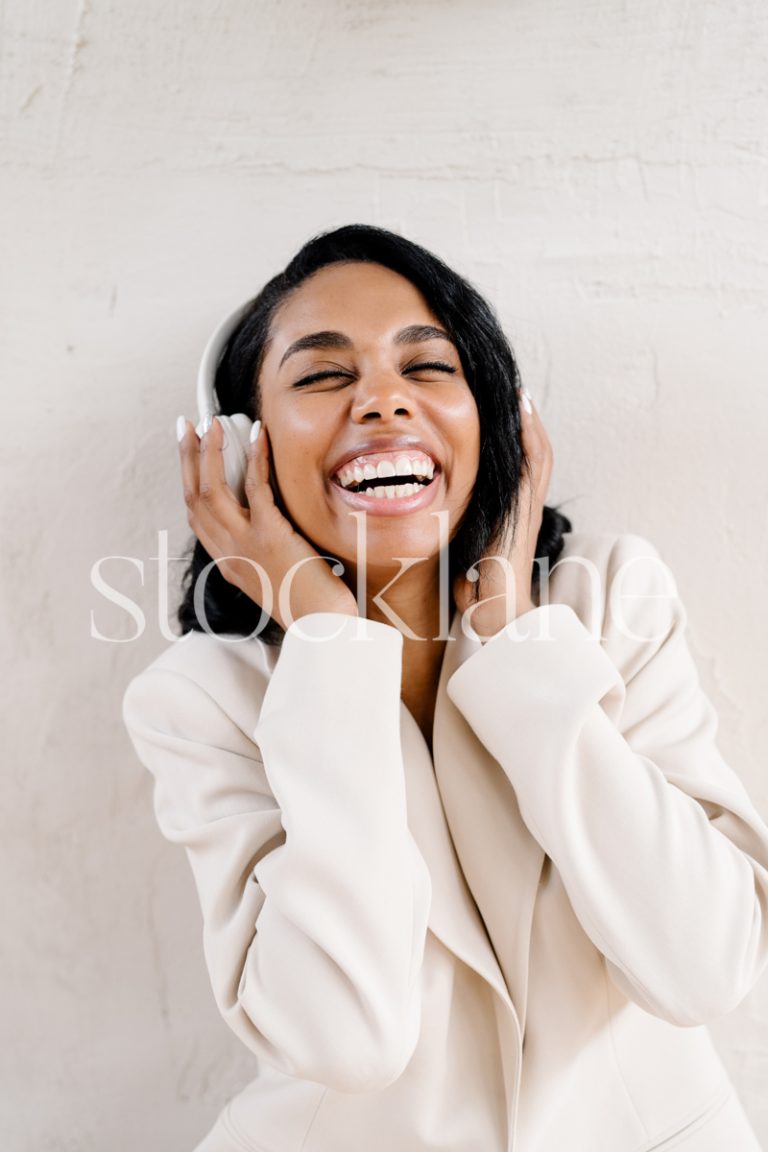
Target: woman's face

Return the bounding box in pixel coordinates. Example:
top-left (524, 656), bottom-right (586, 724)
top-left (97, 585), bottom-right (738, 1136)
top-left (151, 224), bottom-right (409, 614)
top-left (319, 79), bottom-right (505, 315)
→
top-left (257, 261), bottom-right (481, 575)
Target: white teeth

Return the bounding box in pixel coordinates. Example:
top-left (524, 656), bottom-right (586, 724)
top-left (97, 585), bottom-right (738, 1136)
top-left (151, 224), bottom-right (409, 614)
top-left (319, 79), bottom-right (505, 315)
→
top-left (412, 458), bottom-right (435, 479)
top-left (336, 453), bottom-right (437, 488)
top-left (353, 482), bottom-right (422, 500)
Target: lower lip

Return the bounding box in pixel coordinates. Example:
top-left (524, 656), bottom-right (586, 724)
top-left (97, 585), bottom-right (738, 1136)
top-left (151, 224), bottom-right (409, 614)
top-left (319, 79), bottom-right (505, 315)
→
top-left (330, 474), bottom-right (442, 515)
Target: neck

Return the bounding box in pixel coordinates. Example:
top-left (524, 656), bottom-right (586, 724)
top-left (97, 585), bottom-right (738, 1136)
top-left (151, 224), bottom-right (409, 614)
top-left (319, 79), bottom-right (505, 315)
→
top-left (345, 554), bottom-right (447, 645)
top-left (345, 557), bottom-right (450, 750)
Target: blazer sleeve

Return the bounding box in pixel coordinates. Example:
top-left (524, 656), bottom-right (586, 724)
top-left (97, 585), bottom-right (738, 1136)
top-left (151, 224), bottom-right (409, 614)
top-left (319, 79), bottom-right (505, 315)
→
top-left (446, 532), bottom-right (768, 1027)
top-left (122, 612), bottom-right (432, 1093)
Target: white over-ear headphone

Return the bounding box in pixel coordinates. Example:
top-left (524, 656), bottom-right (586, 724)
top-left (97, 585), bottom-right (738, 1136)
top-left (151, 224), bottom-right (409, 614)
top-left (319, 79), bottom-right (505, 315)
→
top-left (194, 300), bottom-right (256, 504)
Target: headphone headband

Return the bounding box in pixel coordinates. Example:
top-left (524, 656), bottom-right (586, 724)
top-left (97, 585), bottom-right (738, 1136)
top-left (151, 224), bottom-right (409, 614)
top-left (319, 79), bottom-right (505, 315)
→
top-left (195, 300), bottom-right (254, 422)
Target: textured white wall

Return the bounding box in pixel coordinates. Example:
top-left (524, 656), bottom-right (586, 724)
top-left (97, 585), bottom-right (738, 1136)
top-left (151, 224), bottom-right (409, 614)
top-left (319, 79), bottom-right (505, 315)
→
top-left (2, 0), bottom-right (767, 1148)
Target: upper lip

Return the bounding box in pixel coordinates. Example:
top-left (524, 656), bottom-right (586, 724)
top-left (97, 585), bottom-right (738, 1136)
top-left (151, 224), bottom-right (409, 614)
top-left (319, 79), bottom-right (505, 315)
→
top-left (328, 436), bottom-right (441, 480)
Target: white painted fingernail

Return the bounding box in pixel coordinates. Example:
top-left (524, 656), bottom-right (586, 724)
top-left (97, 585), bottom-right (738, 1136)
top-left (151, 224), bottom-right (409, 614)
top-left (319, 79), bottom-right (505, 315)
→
top-left (176, 416), bottom-right (187, 442)
top-left (522, 390), bottom-right (533, 415)
top-left (249, 419), bottom-right (262, 444)
top-left (200, 413), bottom-right (213, 435)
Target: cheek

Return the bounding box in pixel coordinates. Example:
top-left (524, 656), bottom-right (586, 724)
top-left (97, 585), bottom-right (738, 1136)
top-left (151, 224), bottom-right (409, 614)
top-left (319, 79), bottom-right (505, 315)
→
top-left (272, 443), bottom-right (313, 484)
top-left (272, 456), bottom-right (323, 524)
top-left (450, 397), bottom-right (482, 476)
top-left (450, 386), bottom-right (480, 429)
top-left (261, 416), bottom-right (320, 496)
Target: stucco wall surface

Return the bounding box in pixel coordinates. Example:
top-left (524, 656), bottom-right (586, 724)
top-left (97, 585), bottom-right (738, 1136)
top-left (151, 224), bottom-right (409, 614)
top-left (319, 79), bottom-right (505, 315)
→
top-left (1, 1), bottom-right (767, 1149)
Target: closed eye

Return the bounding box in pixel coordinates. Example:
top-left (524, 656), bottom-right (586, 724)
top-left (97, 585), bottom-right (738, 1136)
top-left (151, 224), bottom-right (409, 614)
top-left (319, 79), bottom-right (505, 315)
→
top-left (292, 361), bottom-right (458, 388)
top-left (407, 361), bottom-right (458, 375)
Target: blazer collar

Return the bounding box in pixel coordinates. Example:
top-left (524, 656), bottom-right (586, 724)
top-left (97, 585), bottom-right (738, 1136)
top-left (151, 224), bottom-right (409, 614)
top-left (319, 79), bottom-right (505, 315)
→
top-left (400, 610), bottom-right (546, 1040)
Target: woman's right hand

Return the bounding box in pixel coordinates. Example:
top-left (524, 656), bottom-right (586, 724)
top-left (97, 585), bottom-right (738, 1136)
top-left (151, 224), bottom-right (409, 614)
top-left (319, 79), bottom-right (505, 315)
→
top-left (178, 417), bottom-right (359, 632)
top-left (452, 386), bottom-right (552, 638)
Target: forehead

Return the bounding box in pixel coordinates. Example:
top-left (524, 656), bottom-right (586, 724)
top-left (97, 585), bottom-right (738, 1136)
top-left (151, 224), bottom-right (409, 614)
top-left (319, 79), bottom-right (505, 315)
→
top-left (270, 261), bottom-right (440, 341)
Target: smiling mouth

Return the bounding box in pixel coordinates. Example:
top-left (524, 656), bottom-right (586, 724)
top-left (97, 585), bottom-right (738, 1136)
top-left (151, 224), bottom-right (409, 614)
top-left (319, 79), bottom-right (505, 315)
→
top-left (331, 452), bottom-right (439, 499)
top-left (350, 479), bottom-right (435, 501)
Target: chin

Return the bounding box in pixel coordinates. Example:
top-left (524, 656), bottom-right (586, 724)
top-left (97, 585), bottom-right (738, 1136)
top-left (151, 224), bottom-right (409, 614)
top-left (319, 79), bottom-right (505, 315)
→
top-left (323, 531), bottom-right (445, 576)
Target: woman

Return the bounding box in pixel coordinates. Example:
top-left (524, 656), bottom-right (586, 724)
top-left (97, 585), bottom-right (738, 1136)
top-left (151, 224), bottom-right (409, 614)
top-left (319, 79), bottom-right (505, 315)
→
top-left (123, 224), bottom-right (768, 1151)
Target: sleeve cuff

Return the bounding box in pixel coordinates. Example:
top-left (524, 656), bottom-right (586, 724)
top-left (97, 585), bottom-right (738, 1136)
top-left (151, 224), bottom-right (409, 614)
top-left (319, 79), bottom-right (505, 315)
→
top-left (283, 611), bottom-right (404, 647)
top-left (256, 612), bottom-right (404, 741)
top-left (446, 603), bottom-right (627, 751)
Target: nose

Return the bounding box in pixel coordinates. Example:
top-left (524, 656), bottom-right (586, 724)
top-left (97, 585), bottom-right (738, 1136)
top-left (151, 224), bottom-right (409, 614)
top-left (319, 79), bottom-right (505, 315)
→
top-left (349, 369), bottom-right (414, 423)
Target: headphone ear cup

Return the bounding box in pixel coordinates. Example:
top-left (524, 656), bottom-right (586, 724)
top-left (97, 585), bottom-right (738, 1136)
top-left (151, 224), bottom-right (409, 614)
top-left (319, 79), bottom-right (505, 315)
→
top-left (192, 414), bottom-right (253, 505)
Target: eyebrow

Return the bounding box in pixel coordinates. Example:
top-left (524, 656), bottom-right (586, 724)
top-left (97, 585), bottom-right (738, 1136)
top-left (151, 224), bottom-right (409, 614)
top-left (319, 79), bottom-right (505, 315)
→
top-left (278, 325), bottom-right (454, 368)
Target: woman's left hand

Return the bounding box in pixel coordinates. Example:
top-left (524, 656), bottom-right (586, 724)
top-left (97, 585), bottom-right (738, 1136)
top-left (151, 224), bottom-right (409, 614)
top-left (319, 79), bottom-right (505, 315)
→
top-left (452, 386), bottom-right (553, 639)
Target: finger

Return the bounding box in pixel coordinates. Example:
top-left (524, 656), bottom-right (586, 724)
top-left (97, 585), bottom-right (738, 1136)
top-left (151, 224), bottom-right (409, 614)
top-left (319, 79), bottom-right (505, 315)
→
top-left (197, 416), bottom-right (245, 515)
top-left (244, 421), bottom-right (277, 514)
top-left (517, 387), bottom-right (538, 458)
top-left (518, 384), bottom-right (534, 419)
top-left (180, 420), bottom-right (247, 563)
top-left (517, 386), bottom-right (545, 443)
top-left (178, 419), bottom-right (201, 513)
top-left (515, 390), bottom-right (552, 514)
top-left (517, 387), bottom-right (550, 458)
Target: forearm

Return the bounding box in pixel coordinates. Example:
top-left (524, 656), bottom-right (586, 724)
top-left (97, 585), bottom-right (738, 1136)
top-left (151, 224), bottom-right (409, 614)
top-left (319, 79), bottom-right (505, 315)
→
top-left (247, 612), bottom-right (433, 1086)
top-left (447, 601), bottom-right (768, 1024)
top-left (124, 614), bottom-right (433, 1092)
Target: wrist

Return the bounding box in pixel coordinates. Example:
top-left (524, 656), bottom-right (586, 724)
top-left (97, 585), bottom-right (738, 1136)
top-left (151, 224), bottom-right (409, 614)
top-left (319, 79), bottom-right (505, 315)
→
top-left (462, 597), bottom-right (537, 642)
top-left (291, 591), bottom-right (359, 624)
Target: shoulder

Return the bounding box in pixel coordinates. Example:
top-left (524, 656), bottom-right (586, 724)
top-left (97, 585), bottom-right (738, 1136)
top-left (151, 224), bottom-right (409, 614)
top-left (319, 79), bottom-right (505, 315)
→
top-left (122, 629), bottom-right (282, 740)
top-left (545, 529), bottom-right (677, 615)
top-left (545, 528), bottom-right (683, 670)
top-left (551, 527), bottom-right (669, 575)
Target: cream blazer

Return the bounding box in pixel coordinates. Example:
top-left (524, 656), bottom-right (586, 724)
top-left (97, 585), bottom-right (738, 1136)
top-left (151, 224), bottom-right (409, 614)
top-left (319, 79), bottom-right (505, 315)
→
top-left (122, 531), bottom-right (768, 1152)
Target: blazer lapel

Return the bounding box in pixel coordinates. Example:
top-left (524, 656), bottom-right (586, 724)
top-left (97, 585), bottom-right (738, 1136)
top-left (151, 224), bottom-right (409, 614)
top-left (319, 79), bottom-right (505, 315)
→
top-left (399, 701), bottom-right (518, 1019)
top-left (430, 613), bottom-right (547, 1038)
top-left (398, 711), bottom-right (525, 1152)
